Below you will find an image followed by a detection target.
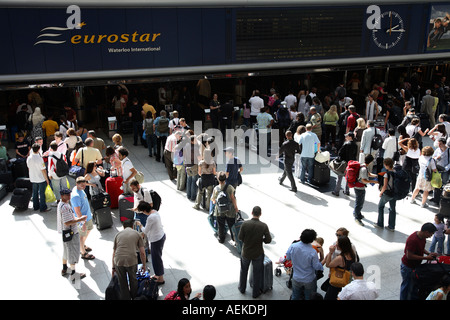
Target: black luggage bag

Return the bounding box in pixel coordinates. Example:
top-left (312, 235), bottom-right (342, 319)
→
top-left (12, 159), bottom-right (28, 179)
top-left (91, 192), bottom-right (111, 211)
top-left (439, 196), bottom-right (450, 218)
top-left (312, 160), bottom-right (330, 185)
top-left (93, 207), bottom-right (113, 230)
top-left (9, 188), bottom-right (32, 210)
top-left (413, 261), bottom-right (450, 300)
top-left (0, 183), bottom-right (8, 201)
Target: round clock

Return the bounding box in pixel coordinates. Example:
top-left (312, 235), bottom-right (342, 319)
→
top-left (372, 11), bottom-right (405, 49)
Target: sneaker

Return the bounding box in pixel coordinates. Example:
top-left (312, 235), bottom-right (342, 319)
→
top-left (355, 219), bottom-right (364, 226)
top-left (373, 223), bottom-right (383, 229)
top-left (421, 203), bottom-right (429, 208)
top-left (409, 198), bottom-right (415, 204)
top-left (343, 191), bottom-right (350, 196)
top-left (192, 205), bottom-right (200, 210)
top-left (331, 191), bottom-right (339, 197)
top-left (385, 226), bottom-right (395, 232)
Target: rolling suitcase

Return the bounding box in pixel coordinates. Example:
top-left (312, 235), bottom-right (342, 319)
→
top-left (105, 176), bottom-right (123, 209)
top-left (93, 207), bottom-right (113, 230)
top-left (15, 177), bottom-right (32, 190)
top-left (119, 194), bottom-right (134, 222)
top-left (249, 255), bottom-right (273, 293)
top-left (9, 188), bottom-right (32, 210)
top-left (0, 171), bottom-right (14, 191)
top-left (439, 196), bottom-right (450, 218)
top-left (230, 212), bottom-right (244, 255)
top-left (0, 183), bottom-right (7, 201)
top-left (12, 159), bottom-right (29, 179)
top-left (312, 160), bottom-right (330, 185)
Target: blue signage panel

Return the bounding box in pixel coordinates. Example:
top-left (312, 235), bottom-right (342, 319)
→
top-left (0, 3), bottom-right (446, 79)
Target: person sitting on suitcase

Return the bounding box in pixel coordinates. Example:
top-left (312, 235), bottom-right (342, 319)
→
top-left (129, 179), bottom-right (153, 227)
top-left (238, 206), bottom-right (272, 298)
top-left (211, 171), bottom-right (238, 244)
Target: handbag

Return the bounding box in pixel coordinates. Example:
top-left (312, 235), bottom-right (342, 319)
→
top-left (69, 149), bottom-right (85, 178)
top-left (329, 158), bottom-right (347, 176)
top-left (91, 192), bottom-right (111, 211)
top-left (392, 138), bottom-right (400, 162)
top-left (329, 266), bottom-right (351, 288)
top-left (62, 228), bottom-right (74, 242)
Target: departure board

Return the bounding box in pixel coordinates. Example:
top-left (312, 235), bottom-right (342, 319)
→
top-left (235, 7), bottom-right (365, 62)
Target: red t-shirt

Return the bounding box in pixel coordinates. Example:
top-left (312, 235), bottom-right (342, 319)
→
top-left (401, 231), bottom-right (426, 268)
top-left (346, 112), bottom-right (359, 132)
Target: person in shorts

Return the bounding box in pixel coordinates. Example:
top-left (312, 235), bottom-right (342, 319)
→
top-left (58, 188), bottom-right (87, 282)
top-left (71, 177), bottom-right (95, 260)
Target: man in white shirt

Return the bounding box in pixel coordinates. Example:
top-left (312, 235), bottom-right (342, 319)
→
top-left (27, 143), bottom-right (51, 212)
top-left (382, 128), bottom-right (397, 160)
top-left (284, 90), bottom-right (297, 109)
top-left (129, 180), bottom-right (153, 226)
top-left (163, 131), bottom-right (182, 180)
top-left (48, 141), bottom-right (69, 205)
top-left (338, 262), bottom-right (379, 300)
top-left (118, 147), bottom-right (138, 195)
top-left (248, 90), bottom-right (264, 127)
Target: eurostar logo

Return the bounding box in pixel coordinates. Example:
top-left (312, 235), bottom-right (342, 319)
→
top-left (34, 22), bottom-right (86, 45)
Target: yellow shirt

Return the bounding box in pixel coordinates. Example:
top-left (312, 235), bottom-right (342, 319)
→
top-left (42, 120), bottom-right (59, 137)
top-left (142, 103), bottom-right (157, 119)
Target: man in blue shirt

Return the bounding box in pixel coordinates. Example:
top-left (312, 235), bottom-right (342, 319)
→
top-left (297, 124), bottom-right (321, 184)
top-left (224, 147), bottom-right (243, 189)
top-left (285, 229), bottom-right (324, 300)
top-left (71, 177), bottom-right (95, 260)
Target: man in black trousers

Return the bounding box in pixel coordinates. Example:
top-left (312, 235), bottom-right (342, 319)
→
top-left (238, 206), bottom-right (272, 298)
top-left (278, 130), bottom-right (301, 192)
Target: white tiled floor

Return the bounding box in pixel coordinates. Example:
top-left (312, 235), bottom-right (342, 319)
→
top-left (0, 131), bottom-right (443, 300)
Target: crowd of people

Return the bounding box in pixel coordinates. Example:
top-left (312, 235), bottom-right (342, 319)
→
top-left (4, 74), bottom-right (450, 301)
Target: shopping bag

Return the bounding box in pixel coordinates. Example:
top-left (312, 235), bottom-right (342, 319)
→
top-left (431, 171), bottom-right (442, 189)
top-left (45, 185), bottom-right (56, 203)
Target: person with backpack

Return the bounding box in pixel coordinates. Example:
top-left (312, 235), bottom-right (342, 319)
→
top-left (346, 154), bottom-right (378, 226)
top-left (211, 171), bottom-right (238, 244)
top-left (345, 105), bottom-right (360, 134)
top-left (153, 110), bottom-right (170, 163)
top-left (359, 120), bottom-right (379, 174)
top-left (48, 140), bottom-right (70, 206)
top-left (332, 132), bottom-right (358, 196)
top-left (374, 158), bottom-right (399, 231)
top-left (143, 111), bottom-right (157, 157)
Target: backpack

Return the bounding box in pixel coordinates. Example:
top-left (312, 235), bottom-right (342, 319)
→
top-left (216, 184), bottom-right (232, 214)
top-left (149, 189), bottom-right (161, 211)
top-left (53, 153), bottom-right (69, 177)
top-left (277, 108), bottom-right (291, 129)
top-left (390, 166), bottom-right (411, 200)
top-left (345, 160), bottom-right (365, 188)
top-left (157, 117), bottom-right (169, 134)
top-left (144, 118), bottom-right (154, 135)
top-left (371, 128), bottom-right (383, 151)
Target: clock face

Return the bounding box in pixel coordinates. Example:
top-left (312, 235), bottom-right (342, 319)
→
top-left (372, 11), bottom-right (405, 49)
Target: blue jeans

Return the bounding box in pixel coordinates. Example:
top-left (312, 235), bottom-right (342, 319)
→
top-left (353, 188), bottom-right (365, 220)
top-left (146, 134), bottom-right (157, 156)
top-left (33, 181), bottom-right (48, 212)
top-left (186, 174), bottom-right (198, 201)
top-left (429, 236), bottom-right (445, 254)
top-left (291, 278), bottom-right (317, 300)
top-left (400, 263), bottom-right (416, 300)
top-left (300, 157), bottom-right (314, 183)
top-left (377, 193), bottom-right (397, 229)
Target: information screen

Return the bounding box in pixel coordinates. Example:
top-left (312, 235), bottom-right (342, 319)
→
top-left (235, 7), bottom-right (365, 62)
